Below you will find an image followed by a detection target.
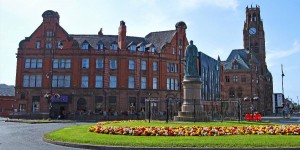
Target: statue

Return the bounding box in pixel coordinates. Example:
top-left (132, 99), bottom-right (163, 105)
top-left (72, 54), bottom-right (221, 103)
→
top-left (184, 40), bottom-right (198, 77)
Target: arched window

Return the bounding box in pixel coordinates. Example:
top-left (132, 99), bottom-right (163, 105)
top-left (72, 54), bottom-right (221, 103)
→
top-left (253, 13), bottom-right (257, 22)
top-left (229, 88), bottom-right (235, 98)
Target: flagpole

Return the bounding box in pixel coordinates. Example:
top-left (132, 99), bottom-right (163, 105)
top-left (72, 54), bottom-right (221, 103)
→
top-left (281, 64), bottom-right (285, 95)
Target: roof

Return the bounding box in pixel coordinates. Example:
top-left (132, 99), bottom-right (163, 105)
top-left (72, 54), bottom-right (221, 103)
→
top-left (145, 30), bottom-right (177, 51)
top-left (70, 29), bottom-right (177, 52)
top-left (0, 84), bottom-right (15, 96)
top-left (70, 34), bottom-right (146, 50)
top-left (222, 49), bottom-right (259, 70)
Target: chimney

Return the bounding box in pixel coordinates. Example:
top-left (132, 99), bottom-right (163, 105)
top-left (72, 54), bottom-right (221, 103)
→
top-left (118, 20), bottom-right (126, 49)
top-left (98, 28), bottom-right (103, 36)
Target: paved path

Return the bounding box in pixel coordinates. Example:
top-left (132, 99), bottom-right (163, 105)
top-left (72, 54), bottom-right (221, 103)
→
top-left (0, 117), bottom-right (83, 150)
top-left (1, 117), bottom-right (299, 150)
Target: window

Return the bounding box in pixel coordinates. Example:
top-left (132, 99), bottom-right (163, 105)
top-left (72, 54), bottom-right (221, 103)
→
top-left (46, 31), bottom-right (53, 37)
top-left (45, 42), bottom-right (52, 49)
top-left (141, 60), bottom-right (146, 70)
top-left (141, 77), bottom-right (146, 89)
top-left (175, 79), bottom-right (178, 90)
top-left (130, 45), bottom-right (136, 51)
top-left (82, 42), bottom-right (89, 50)
top-left (172, 48), bottom-right (175, 55)
top-left (111, 44), bottom-right (118, 50)
top-left (110, 59), bottom-right (117, 69)
top-left (241, 75), bottom-right (246, 82)
top-left (167, 78), bottom-right (170, 90)
top-left (255, 66), bottom-right (258, 73)
top-left (139, 46), bottom-right (145, 52)
top-left (59, 59), bottom-right (65, 68)
top-left (97, 43), bottom-right (104, 50)
top-left (95, 96), bottom-right (103, 113)
top-left (23, 75), bottom-right (29, 87)
top-left (53, 59), bottom-right (71, 69)
top-left (29, 75), bottom-right (35, 87)
top-left (153, 61), bottom-right (158, 71)
top-left (225, 76), bottom-right (230, 83)
top-left (95, 76), bottom-right (103, 88)
top-left (96, 59), bottom-right (103, 69)
top-left (129, 60), bottom-right (135, 70)
top-left (19, 104), bottom-right (26, 112)
top-left (32, 96), bottom-right (40, 112)
top-left (31, 59), bottom-right (36, 68)
top-left (25, 59), bottom-right (30, 68)
top-left (256, 77), bottom-right (259, 84)
top-left (23, 75), bottom-right (41, 87)
top-left (128, 76), bottom-right (134, 88)
top-left (37, 59), bottom-right (42, 68)
top-left (150, 47), bottom-right (155, 53)
top-left (171, 79), bottom-right (175, 90)
top-left (110, 76), bottom-right (117, 88)
top-left (66, 59), bottom-right (71, 68)
top-left (166, 78), bottom-right (178, 90)
top-left (233, 64), bottom-right (239, 69)
top-left (153, 77), bottom-right (158, 89)
top-left (36, 41), bottom-right (41, 49)
top-left (52, 75), bottom-right (70, 87)
top-left (53, 59), bottom-right (58, 68)
top-left (229, 89), bottom-right (235, 98)
top-left (81, 76), bottom-right (88, 88)
top-left (82, 58), bottom-right (89, 69)
top-left (233, 75), bottom-right (238, 83)
top-left (179, 49), bottom-right (182, 56)
top-left (167, 63), bottom-right (178, 72)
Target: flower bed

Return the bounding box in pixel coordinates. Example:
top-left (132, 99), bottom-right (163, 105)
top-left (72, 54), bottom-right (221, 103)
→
top-left (89, 121), bottom-right (300, 136)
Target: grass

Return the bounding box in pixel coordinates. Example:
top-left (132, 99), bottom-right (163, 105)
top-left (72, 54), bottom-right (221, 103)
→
top-left (44, 121), bottom-right (300, 148)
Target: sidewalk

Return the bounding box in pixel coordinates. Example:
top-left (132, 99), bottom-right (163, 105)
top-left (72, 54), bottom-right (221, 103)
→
top-left (262, 116), bottom-right (300, 124)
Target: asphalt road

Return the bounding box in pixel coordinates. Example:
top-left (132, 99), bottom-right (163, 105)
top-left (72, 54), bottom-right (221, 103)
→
top-left (0, 117), bottom-right (85, 150)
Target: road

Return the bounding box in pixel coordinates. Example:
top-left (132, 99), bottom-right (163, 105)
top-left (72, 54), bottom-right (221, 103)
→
top-left (0, 117), bottom-right (85, 150)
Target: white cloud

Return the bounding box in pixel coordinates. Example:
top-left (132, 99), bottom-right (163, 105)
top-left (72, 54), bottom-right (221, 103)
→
top-left (266, 40), bottom-right (300, 66)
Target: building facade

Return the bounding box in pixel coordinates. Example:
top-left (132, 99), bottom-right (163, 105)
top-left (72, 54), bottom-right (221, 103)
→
top-left (199, 52), bottom-right (220, 101)
top-left (15, 10), bottom-right (188, 118)
top-left (221, 5), bottom-right (273, 115)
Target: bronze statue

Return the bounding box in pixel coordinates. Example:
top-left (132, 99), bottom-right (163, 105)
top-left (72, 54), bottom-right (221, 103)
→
top-left (184, 40), bottom-right (198, 77)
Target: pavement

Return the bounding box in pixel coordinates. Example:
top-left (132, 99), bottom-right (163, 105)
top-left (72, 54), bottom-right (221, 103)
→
top-left (1, 117), bottom-right (300, 150)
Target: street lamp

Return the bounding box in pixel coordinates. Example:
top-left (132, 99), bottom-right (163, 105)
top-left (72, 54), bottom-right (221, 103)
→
top-left (44, 39), bottom-right (63, 119)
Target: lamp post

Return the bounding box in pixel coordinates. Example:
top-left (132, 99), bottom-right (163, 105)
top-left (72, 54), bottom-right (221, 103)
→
top-left (148, 93), bottom-right (151, 123)
top-left (244, 96), bottom-right (259, 119)
top-left (44, 39), bottom-right (63, 119)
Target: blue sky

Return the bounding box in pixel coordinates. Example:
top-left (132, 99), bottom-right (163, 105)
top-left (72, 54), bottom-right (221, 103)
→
top-left (0, 0), bottom-right (299, 104)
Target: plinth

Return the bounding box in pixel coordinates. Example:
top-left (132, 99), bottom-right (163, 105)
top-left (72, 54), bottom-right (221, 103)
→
top-left (174, 76), bottom-right (211, 122)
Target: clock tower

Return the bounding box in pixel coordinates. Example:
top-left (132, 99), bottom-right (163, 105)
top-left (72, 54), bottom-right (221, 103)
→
top-left (243, 5), bottom-right (266, 66)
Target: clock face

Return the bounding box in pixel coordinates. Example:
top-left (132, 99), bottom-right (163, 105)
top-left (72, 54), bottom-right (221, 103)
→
top-left (249, 27), bottom-right (256, 35)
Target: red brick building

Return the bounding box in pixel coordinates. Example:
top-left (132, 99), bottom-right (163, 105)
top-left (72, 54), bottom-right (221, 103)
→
top-left (15, 10), bottom-right (187, 118)
top-left (220, 5), bottom-right (273, 115)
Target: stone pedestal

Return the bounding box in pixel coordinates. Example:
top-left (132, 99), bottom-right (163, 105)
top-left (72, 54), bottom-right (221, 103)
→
top-left (174, 76), bottom-right (211, 122)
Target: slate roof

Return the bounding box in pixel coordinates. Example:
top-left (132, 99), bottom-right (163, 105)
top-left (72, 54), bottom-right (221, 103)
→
top-left (145, 30), bottom-right (177, 51)
top-left (0, 84), bottom-right (15, 96)
top-left (70, 29), bottom-right (177, 52)
top-left (70, 34), bottom-right (147, 50)
top-left (222, 49), bottom-right (259, 70)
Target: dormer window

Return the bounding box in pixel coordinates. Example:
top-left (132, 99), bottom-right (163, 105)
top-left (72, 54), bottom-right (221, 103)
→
top-left (233, 64), bottom-right (239, 70)
top-left (150, 47), bottom-right (155, 53)
top-left (82, 42), bottom-right (89, 50)
top-left (111, 44), bottom-right (118, 50)
top-left (130, 45), bottom-right (136, 51)
top-left (97, 43), bottom-right (104, 50)
top-left (97, 41), bottom-right (104, 50)
top-left (139, 45), bottom-right (145, 52)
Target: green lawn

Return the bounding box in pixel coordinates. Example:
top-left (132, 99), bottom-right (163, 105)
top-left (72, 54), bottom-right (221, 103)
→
top-left (44, 121), bottom-right (300, 148)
